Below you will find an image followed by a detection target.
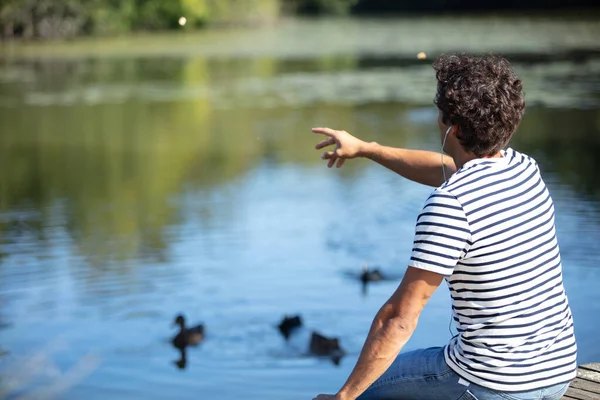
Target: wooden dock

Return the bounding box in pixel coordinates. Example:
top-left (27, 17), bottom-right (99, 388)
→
top-left (563, 364), bottom-right (600, 399)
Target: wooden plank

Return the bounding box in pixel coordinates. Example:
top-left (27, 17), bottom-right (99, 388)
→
top-left (581, 364), bottom-right (600, 374)
top-left (562, 386), bottom-right (600, 400)
top-left (577, 367), bottom-right (600, 384)
top-left (569, 377), bottom-right (600, 392)
top-left (562, 364), bottom-right (600, 400)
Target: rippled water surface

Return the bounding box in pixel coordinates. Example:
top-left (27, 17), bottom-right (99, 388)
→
top-left (1, 15), bottom-right (600, 400)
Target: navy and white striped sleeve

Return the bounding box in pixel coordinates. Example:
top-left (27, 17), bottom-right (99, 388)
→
top-left (409, 189), bottom-right (471, 276)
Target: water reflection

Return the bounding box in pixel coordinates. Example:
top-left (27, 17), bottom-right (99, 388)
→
top-left (173, 347), bottom-right (187, 370)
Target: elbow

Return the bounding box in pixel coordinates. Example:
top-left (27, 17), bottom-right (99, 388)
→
top-left (369, 316), bottom-right (417, 360)
top-left (377, 304), bottom-right (419, 333)
top-left (382, 315), bottom-right (418, 339)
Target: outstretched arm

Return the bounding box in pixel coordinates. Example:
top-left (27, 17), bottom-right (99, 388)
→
top-left (313, 267), bottom-right (444, 400)
top-left (313, 127), bottom-right (457, 187)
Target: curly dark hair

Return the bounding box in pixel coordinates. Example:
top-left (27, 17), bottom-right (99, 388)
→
top-left (433, 53), bottom-right (525, 157)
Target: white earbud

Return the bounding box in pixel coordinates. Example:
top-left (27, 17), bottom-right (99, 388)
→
top-left (441, 125), bottom-right (452, 183)
top-left (443, 125), bottom-right (452, 150)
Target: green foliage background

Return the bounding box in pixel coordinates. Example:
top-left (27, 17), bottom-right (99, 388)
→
top-left (0, 0), bottom-right (357, 39)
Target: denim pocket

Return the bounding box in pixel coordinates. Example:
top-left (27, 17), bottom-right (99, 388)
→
top-left (456, 389), bottom-right (479, 400)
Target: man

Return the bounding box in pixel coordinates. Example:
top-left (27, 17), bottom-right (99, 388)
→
top-left (312, 54), bottom-right (576, 400)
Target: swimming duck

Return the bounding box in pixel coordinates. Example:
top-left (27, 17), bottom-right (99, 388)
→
top-left (361, 264), bottom-right (384, 285)
top-left (278, 315), bottom-right (303, 340)
top-left (171, 314), bottom-right (204, 349)
top-left (310, 331), bottom-right (345, 365)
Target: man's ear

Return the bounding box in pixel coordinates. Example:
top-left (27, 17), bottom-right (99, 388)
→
top-left (450, 125), bottom-right (461, 138)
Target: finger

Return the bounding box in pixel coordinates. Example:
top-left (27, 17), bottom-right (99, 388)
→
top-left (321, 151), bottom-right (335, 160)
top-left (315, 137), bottom-right (335, 150)
top-left (328, 155), bottom-right (337, 168)
top-left (312, 127), bottom-right (337, 137)
top-left (336, 158), bottom-right (345, 168)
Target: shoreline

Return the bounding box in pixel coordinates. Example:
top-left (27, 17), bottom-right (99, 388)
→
top-left (1, 14), bottom-right (599, 62)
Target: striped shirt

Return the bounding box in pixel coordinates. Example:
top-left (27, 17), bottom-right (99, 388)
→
top-left (409, 147), bottom-right (577, 392)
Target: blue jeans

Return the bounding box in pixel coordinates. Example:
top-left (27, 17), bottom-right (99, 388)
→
top-left (357, 347), bottom-right (571, 400)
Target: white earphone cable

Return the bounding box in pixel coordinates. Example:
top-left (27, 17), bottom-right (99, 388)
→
top-left (441, 125), bottom-right (452, 183)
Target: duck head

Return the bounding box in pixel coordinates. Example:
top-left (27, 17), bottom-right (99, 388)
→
top-left (278, 315), bottom-right (302, 339)
top-left (173, 314), bottom-right (185, 328)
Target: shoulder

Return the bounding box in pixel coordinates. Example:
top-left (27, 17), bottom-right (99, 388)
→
top-left (424, 187), bottom-right (462, 208)
top-left (418, 187), bottom-right (467, 224)
top-left (442, 148), bottom-right (541, 197)
top-left (506, 147), bottom-right (539, 167)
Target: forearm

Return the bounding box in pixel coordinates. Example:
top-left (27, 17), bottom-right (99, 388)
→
top-left (360, 142), bottom-right (456, 187)
top-left (337, 306), bottom-right (416, 400)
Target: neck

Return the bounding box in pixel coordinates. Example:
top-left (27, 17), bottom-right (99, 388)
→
top-left (452, 150), bottom-right (503, 170)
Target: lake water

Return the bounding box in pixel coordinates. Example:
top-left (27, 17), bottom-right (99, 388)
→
top-left (1, 15), bottom-right (600, 400)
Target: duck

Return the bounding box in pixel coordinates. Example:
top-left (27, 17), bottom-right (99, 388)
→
top-left (361, 264), bottom-right (384, 285)
top-left (171, 314), bottom-right (204, 349)
top-left (278, 315), bottom-right (303, 340)
top-left (310, 331), bottom-right (345, 364)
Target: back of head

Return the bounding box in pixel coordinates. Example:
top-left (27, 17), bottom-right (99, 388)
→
top-left (433, 53), bottom-right (525, 157)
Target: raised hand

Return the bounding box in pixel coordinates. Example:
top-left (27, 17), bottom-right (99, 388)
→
top-left (312, 127), bottom-right (367, 168)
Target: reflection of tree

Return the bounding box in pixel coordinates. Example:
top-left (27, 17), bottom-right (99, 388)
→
top-left (0, 99), bottom-right (208, 265)
top-left (0, 57), bottom-right (221, 265)
top-left (1, 55), bottom-right (368, 266)
top-left (513, 107), bottom-right (600, 199)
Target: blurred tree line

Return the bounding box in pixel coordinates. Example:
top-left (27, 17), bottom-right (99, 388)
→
top-left (0, 0), bottom-right (597, 39)
top-left (0, 0), bottom-right (282, 39)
